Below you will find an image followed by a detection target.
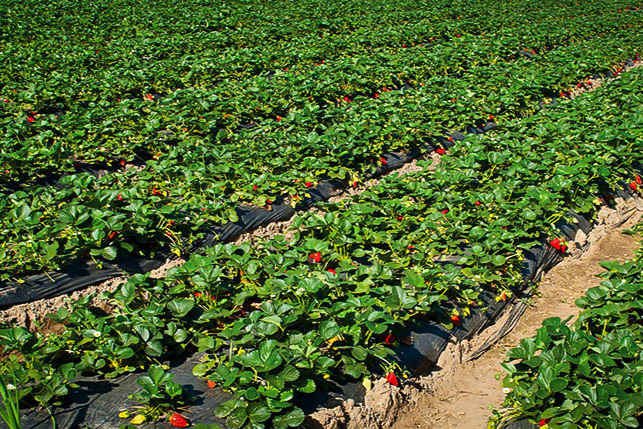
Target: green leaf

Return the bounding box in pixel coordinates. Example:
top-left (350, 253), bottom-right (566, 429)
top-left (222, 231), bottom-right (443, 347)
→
top-left (247, 402), bottom-right (271, 423)
top-left (167, 298), bottom-right (195, 318)
top-left (101, 246), bottom-right (118, 260)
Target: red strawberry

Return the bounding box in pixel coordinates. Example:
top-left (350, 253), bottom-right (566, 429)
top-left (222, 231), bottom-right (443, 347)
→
top-left (550, 238), bottom-right (561, 250)
top-left (207, 380), bottom-right (216, 388)
top-left (500, 292), bottom-right (507, 301)
top-left (305, 182), bottom-right (313, 188)
top-left (352, 181), bottom-right (358, 188)
top-left (475, 201), bottom-right (481, 206)
top-left (380, 157), bottom-right (387, 166)
top-left (27, 116), bottom-right (34, 123)
top-left (451, 315), bottom-right (460, 326)
top-left (630, 182), bottom-right (638, 191)
top-left (252, 185), bottom-right (258, 191)
top-left (120, 159), bottom-right (126, 166)
top-left (145, 93), bottom-right (154, 101)
top-left (266, 199), bottom-right (272, 205)
top-left (636, 175), bottom-right (642, 185)
top-left (117, 194), bottom-right (123, 201)
top-left (194, 292), bottom-right (202, 298)
top-left (276, 116), bottom-right (281, 121)
top-left (531, 49), bottom-right (536, 54)
top-left (385, 372), bottom-right (399, 386)
top-left (108, 231), bottom-right (117, 240)
top-left (450, 98), bottom-right (456, 102)
top-left (456, 34), bottom-right (461, 38)
top-left (385, 334), bottom-right (396, 345)
top-left (448, 136), bottom-right (454, 142)
top-left (309, 252), bottom-right (322, 263)
top-left (397, 216), bottom-right (404, 221)
top-left (374, 92), bottom-right (379, 98)
top-left (284, 68), bottom-right (289, 71)
top-left (169, 413), bottom-right (189, 427)
top-left (327, 268), bottom-right (337, 275)
top-left (577, 82), bottom-right (582, 88)
top-left (436, 148), bottom-right (445, 155)
top-left (3, 99), bottom-right (8, 102)
top-left (441, 209), bottom-right (449, 214)
top-left (561, 244), bottom-right (567, 254)
top-left (343, 96), bottom-right (350, 103)
top-left (314, 62), bottom-right (320, 66)
top-left (539, 418), bottom-right (551, 427)
top-left (402, 44), bottom-right (407, 48)
top-left (488, 115), bottom-right (494, 121)
top-left (559, 92), bottom-right (566, 98)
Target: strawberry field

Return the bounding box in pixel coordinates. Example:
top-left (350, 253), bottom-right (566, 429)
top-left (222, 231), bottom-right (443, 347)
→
top-left (2, 0), bottom-right (643, 428)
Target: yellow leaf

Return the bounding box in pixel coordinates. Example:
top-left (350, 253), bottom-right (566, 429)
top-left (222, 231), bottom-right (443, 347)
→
top-left (118, 411), bottom-right (130, 419)
top-left (130, 414), bottom-right (146, 425)
top-left (362, 378), bottom-right (372, 391)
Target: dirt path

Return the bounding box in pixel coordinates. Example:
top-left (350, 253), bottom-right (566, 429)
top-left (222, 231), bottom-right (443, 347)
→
top-left (392, 206), bottom-right (643, 429)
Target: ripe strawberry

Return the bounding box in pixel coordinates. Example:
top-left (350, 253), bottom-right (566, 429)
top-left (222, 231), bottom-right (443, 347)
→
top-left (352, 181), bottom-right (358, 188)
top-left (145, 94), bottom-right (154, 101)
top-left (117, 194), bottom-right (123, 201)
top-left (309, 252), bottom-right (322, 263)
top-left (539, 418), bottom-right (551, 427)
top-left (488, 115), bottom-right (494, 121)
top-left (343, 96), bottom-right (350, 102)
top-left (436, 148), bottom-right (445, 155)
top-left (441, 209), bottom-right (449, 214)
top-left (385, 372), bottom-right (399, 386)
top-left (284, 68), bottom-right (289, 71)
top-left (500, 292), bottom-right (507, 301)
top-left (374, 92), bottom-right (379, 98)
top-left (327, 268), bottom-right (337, 275)
top-left (451, 315), bottom-right (460, 326)
top-left (397, 216), bottom-right (404, 221)
top-left (27, 116), bottom-right (34, 123)
top-left (448, 136), bottom-right (454, 142)
top-left (630, 182), bottom-right (637, 191)
top-left (577, 82), bottom-right (582, 88)
top-left (194, 292), bottom-right (202, 298)
top-left (169, 413), bottom-right (189, 427)
top-left (305, 182), bottom-right (313, 188)
top-left (252, 185), bottom-right (258, 191)
top-left (314, 62), bottom-right (320, 66)
top-left (276, 116), bottom-right (281, 121)
top-left (108, 231), bottom-right (117, 240)
top-left (456, 34), bottom-right (461, 38)
top-left (531, 49), bottom-right (536, 54)
top-left (636, 175), bottom-right (642, 185)
top-left (550, 238), bottom-right (561, 251)
top-left (120, 159), bottom-right (126, 166)
top-left (475, 201), bottom-right (481, 206)
top-left (207, 380), bottom-right (216, 388)
top-left (385, 334), bottom-right (396, 345)
top-left (402, 44), bottom-right (407, 48)
top-left (380, 157), bottom-right (387, 166)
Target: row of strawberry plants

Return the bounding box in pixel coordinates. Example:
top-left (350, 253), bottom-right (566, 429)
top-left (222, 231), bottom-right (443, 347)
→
top-left (4, 7), bottom-right (640, 185)
top-left (1, 23), bottom-right (641, 282)
top-left (2, 62), bottom-right (643, 427)
top-left (492, 228), bottom-right (643, 429)
top-left (2, 0), bottom-right (631, 114)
